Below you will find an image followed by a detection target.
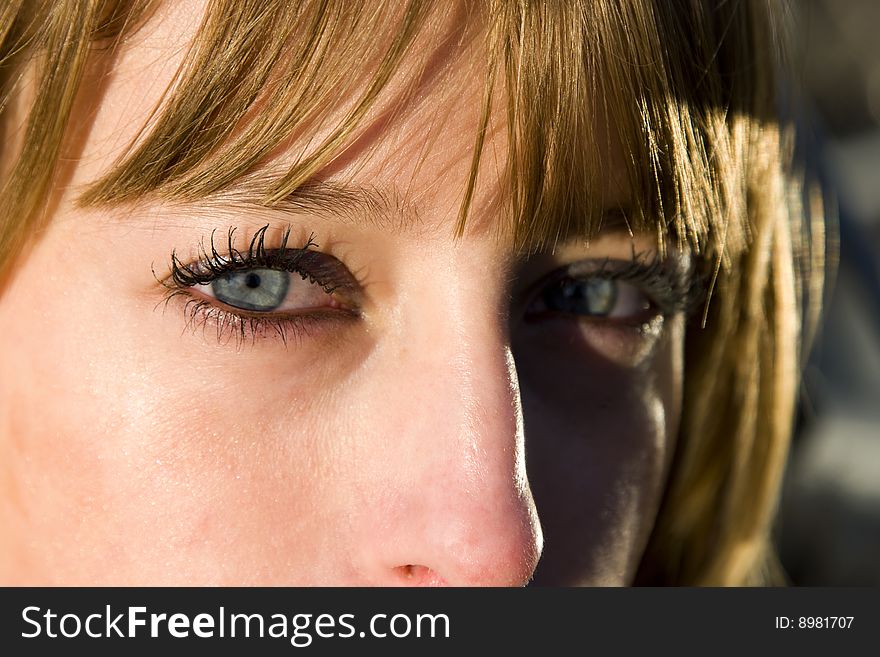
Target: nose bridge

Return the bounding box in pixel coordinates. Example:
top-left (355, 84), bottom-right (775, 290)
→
top-left (442, 302), bottom-right (523, 457)
top-left (404, 257), bottom-right (525, 490)
top-left (353, 260), bottom-right (542, 586)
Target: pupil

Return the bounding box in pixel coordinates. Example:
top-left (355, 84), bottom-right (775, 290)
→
top-left (244, 272), bottom-right (262, 289)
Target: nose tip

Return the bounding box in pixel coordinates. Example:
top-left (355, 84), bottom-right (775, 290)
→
top-left (359, 369), bottom-right (544, 587)
top-left (437, 495), bottom-right (543, 586)
top-left (374, 485), bottom-right (543, 587)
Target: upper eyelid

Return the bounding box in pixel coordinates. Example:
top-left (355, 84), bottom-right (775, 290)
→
top-left (160, 224), bottom-right (360, 294)
top-left (172, 251), bottom-right (346, 292)
top-left (522, 254), bottom-right (674, 287)
top-left (172, 224), bottom-right (315, 279)
top-left (563, 254), bottom-right (694, 288)
top-left (563, 250), bottom-right (677, 275)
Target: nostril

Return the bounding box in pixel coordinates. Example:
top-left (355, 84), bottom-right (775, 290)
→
top-left (394, 564), bottom-right (448, 587)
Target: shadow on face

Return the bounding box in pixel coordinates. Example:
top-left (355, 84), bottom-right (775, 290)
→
top-left (0, 0), bottom-right (686, 586)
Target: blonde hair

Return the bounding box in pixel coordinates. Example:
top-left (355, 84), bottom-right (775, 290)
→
top-left (0, 0), bottom-right (823, 585)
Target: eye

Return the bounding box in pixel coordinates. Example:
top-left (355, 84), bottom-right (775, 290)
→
top-left (527, 276), bottom-right (654, 322)
top-left (160, 226), bottom-right (364, 347)
top-left (199, 268), bottom-right (338, 313)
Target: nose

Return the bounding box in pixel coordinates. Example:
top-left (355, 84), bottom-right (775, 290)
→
top-left (351, 278), bottom-right (543, 586)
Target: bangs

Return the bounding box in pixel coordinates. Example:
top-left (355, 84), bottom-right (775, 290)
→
top-left (0, 0), bottom-right (818, 587)
top-left (81, 0), bottom-right (781, 260)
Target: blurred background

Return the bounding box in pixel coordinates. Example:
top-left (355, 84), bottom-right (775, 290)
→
top-left (776, 0), bottom-right (880, 585)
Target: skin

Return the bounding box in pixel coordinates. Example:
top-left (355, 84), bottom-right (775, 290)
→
top-left (0, 1), bottom-right (683, 585)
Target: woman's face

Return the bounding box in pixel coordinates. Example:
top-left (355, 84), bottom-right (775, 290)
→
top-left (0, 2), bottom-right (685, 585)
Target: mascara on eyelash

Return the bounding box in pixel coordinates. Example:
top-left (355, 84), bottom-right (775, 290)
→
top-left (562, 252), bottom-right (705, 317)
top-left (163, 224), bottom-right (348, 295)
top-left (175, 296), bottom-right (336, 348)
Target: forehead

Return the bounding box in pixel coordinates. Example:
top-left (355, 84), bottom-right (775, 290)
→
top-left (76, 3), bottom-right (484, 161)
top-left (68, 0), bottom-right (750, 259)
top-left (72, 0), bottom-right (636, 246)
top-left (67, 0), bottom-right (210, 194)
top-left (72, 3), bottom-right (484, 224)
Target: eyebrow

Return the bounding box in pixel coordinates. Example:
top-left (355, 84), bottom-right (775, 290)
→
top-left (215, 176), bottom-right (637, 238)
top-left (209, 177), bottom-right (423, 234)
top-left (118, 171), bottom-right (638, 248)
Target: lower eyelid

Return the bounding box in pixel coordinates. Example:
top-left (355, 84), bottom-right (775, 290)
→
top-left (160, 286), bottom-right (359, 347)
top-left (518, 312), bottom-right (668, 367)
top-left (185, 292), bottom-right (360, 323)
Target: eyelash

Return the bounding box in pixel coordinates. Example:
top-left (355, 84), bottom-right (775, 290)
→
top-left (598, 253), bottom-right (701, 317)
top-left (167, 225), bottom-right (336, 291)
top-left (536, 251), bottom-right (703, 321)
top-left (158, 225), bottom-right (357, 346)
top-left (159, 227), bottom-right (702, 347)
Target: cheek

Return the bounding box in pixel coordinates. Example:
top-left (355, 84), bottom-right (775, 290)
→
top-left (517, 316), bottom-right (683, 586)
